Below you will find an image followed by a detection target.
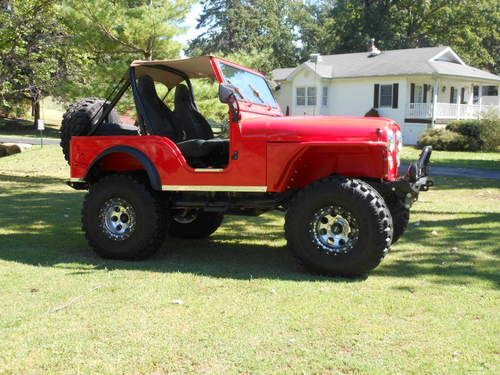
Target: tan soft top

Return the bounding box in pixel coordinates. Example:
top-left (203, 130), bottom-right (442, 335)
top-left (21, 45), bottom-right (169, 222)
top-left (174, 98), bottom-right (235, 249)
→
top-left (131, 56), bottom-right (217, 88)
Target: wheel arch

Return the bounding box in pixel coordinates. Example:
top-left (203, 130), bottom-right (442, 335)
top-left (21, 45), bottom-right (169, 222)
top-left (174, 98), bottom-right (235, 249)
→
top-left (85, 146), bottom-right (161, 190)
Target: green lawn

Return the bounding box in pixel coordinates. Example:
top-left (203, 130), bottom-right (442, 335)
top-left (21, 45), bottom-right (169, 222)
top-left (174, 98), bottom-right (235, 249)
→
top-left (1, 146), bottom-right (499, 374)
top-left (402, 146), bottom-right (500, 170)
top-left (0, 117), bottom-right (60, 139)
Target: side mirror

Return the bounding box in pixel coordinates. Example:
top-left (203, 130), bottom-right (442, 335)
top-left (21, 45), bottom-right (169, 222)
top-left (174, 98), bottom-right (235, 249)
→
top-left (219, 83), bottom-right (240, 121)
top-left (219, 83), bottom-right (236, 103)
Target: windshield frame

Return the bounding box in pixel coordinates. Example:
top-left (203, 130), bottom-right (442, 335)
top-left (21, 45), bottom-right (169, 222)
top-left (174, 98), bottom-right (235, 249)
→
top-left (212, 58), bottom-right (282, 116)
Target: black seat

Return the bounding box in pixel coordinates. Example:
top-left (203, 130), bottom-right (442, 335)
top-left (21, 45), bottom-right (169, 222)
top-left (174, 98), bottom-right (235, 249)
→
top-left (173, 84), bottom-right (229, 166)
top-left (135, 76), bottom-right (228, 167)
top-left (173, 84), bottom-right (214, 140)
top-left (137, 75), bottom-right (181, 141)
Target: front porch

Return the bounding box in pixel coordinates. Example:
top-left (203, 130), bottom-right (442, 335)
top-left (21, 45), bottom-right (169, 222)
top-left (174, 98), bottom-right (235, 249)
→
top-left (406, 102), bottom-right (498, 120)
top-left (404, 80), bottom-right (499, 122)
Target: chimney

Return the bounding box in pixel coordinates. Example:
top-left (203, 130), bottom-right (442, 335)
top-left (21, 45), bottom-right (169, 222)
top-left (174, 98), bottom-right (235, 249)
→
top-left (368, 38), bottom-right (381, 57)
top-left (309, 53), bottom-right (321, 63)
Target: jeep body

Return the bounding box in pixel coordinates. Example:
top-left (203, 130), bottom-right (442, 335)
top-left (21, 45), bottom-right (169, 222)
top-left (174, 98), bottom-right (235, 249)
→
top-left (64, 56), bottom-right (432, 277)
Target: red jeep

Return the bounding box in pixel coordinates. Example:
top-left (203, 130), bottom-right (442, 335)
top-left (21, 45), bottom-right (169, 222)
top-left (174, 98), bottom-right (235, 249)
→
top-left (62, 56), bottom-right (432, 277)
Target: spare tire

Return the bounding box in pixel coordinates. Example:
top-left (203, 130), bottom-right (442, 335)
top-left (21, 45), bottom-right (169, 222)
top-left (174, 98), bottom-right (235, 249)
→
top-left (60, 98), bottom-right (122, 163)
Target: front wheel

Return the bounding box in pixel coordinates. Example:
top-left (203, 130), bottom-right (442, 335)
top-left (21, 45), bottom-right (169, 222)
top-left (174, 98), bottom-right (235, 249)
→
top-left (82, 175), bottom-right (168, 260)
top-left (387, 200), bottom-right (410, 244)
top-left (285, 177), bottom-right (393, 277)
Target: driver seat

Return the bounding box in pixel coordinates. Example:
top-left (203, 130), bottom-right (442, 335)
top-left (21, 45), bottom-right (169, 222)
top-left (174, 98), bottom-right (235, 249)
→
top-left (173, 84), bottom-right (229, 166)
top-left (137, 76), bottom-right (228, 167)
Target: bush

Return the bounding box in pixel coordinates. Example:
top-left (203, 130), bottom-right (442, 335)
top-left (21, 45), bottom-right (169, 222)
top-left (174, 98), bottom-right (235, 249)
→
top-left (445, 120), bottom-right (484, 150)
top-left (418, 110), bottom-right (500, 151)
top-left (417, 129), bottom-right (474, 151)
top-left (477, 109), bottom-right (500, 151)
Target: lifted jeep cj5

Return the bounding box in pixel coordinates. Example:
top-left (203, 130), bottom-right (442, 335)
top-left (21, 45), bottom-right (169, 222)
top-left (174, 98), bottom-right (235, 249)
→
top-left (62, 56), bottom-right (433, 277)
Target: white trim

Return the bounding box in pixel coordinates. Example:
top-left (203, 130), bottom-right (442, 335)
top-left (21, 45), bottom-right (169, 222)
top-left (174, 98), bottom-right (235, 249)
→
top-left (161, 185), bottom-right (267, 192)
top-left (430, 47), bottom-right (465, 66)
top-left (286, 63), bottom-right (322, 81)
top-left (69, 178), bottom-right (84, 182)
top-left (193, 168), bottom-right (225, 172)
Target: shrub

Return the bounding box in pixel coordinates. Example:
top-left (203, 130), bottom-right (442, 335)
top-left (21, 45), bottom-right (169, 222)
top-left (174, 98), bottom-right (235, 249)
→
top-left (445, 120), bottom-right (484, 150)
top-left (478, 109), bottom-right (500, 151)
top-left (419, 110), bottom-right (500, 151)
top-left (417, 129), bottom-right (474, 151)
top-left (445, 111), bottom-right (500, 151)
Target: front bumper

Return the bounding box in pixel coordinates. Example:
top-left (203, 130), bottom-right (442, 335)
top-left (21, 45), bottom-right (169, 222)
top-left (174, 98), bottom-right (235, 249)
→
top-left (391, 146), bottom-right (433, 208)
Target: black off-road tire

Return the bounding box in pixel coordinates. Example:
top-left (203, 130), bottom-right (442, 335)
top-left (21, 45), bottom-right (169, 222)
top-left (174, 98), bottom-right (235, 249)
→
top-left (82, 174), bottom-right (168, 260)
top-left (285, 177), bottom-right (393, 278)
top-left (387, 200), bottom-right (410, 244)
top-left (168, 210), bottom-right (224, 239)
top-left (60, 98), bottom-right (121, 163)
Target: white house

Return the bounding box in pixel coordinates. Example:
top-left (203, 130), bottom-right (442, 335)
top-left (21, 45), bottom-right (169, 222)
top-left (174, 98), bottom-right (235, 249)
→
top-left (271, 46), bottom-right (500, 144)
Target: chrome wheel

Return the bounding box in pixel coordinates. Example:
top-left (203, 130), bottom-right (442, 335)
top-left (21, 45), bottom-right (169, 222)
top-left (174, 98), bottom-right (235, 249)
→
top-left (172, 209), bottom-right (198, 224)
top-left (310, 205), bottom-right (359, 254)
top-left (99, 198), bottom-right (136, 240)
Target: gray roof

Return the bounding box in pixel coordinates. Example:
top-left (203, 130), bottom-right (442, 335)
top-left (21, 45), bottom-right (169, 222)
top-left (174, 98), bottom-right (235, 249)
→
top-left (271, 67), bottom-right (295, 81)
top-left (271, 47), bottom-right (500, 82)
top-left (429, 60), bottom-right (500, 81)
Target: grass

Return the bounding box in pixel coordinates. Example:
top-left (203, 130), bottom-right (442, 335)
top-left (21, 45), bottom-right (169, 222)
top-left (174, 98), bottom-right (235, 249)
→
top-left (1, 146), bottom-right (499, 374)
top-left (402, 146), bottom-right (500, 170)
top-left (0, 117), bottom-right (60, 139)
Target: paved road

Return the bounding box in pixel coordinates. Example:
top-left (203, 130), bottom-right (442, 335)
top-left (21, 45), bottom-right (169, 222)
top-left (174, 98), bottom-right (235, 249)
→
top-left (399, 164), bottom-right (500, 180)
top-left (0, 136), bottom-right (59, 145)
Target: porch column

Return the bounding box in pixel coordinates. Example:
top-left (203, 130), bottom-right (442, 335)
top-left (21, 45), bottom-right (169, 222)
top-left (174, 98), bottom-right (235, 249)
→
top-left (432, 79), bottom-right (439, 126)
top-left (457, 88), bottom-right (462, 119)
top-left (479, 85), bottom-right (482, 113)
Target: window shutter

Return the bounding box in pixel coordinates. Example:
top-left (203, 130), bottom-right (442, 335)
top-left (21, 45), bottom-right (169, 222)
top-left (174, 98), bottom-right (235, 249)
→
top-left (461, 87), bottom-right (465, 104)
top-left (410, 83), bottom-right (415, 103)
top-left (450, 87), bottom-right (454, 103)
top-left (373, 84), bottom-right (379, 108)
top-left (392, 83), bottom-right (399, 108)
top-left (423, 84), bottom-right (428, 103)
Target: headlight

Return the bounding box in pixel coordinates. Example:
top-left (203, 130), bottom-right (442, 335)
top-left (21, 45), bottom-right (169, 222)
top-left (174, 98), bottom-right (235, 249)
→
top-left (396, 130), bottom-right (403, 151)
top-left (387, 154), bottom-right (394, 170)
top-left (387, 130), bottom-right (396, 152)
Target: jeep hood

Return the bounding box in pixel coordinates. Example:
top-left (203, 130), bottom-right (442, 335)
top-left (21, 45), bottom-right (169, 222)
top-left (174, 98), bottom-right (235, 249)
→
top-left (241, 115), bottom-right (397, 142)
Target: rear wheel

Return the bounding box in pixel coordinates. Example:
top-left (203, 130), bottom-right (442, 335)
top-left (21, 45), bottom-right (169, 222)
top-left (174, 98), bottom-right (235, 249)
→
top-left (285, 177), bottom-right (393, 277)
top-left (169, 209), bottom-right (223, 239)
top-left (82, 174), bottom-right (167, 260)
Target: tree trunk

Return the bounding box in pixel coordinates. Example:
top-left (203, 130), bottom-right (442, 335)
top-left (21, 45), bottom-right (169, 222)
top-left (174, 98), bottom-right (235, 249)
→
top-left (32, 96), bottom-right (40, 128)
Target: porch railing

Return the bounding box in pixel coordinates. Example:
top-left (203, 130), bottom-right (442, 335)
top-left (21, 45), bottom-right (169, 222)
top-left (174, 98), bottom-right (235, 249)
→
top-left (406, 103), bottom-right (498, 119)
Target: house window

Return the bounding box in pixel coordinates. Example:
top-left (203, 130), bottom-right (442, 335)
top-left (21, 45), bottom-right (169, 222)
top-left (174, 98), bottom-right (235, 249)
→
top-left (379, 84), bottom-right (393, 107)
top-left (473, 86), bottom-right (480, 104)
top-left (414, 85), bottom-right (424, 103)
top-left (296, 87), bottom-right (317, 106)
top-left (482, 86), bottom-right (498, 96)
top-left (460, 87), bottom-right (466, 104)
top-left (296, 87), bottom-right (306, 106)
top-left (450, 87), bottom-right (457, 103)
top-left (322, 86), bottom-right (328, 106)
top-left (307, 87), bottom-right (317, 105)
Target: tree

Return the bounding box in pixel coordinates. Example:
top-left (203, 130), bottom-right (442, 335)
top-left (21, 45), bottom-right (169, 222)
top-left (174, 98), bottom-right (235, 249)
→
top-left (0, 0), bottom-right (75, 125)
top-left (59, 0), bottom-right (193, 102)
top-left (187, 0), bottom-right (301, 69)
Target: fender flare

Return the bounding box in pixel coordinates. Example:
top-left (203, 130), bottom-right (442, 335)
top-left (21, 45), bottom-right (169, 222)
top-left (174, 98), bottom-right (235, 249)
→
top-left (87, 145), bottom-right (161, 190)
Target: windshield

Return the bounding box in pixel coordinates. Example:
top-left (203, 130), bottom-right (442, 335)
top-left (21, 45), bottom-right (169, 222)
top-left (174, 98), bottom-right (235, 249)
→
top-left (218, 63), bottom-right (278, 107)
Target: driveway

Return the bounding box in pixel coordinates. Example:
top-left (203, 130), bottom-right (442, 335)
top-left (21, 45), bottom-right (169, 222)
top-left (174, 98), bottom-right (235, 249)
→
top-left (0, 136), bottom-right (59, 145)
top-left (399, 164), bottom-right (500, 180)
